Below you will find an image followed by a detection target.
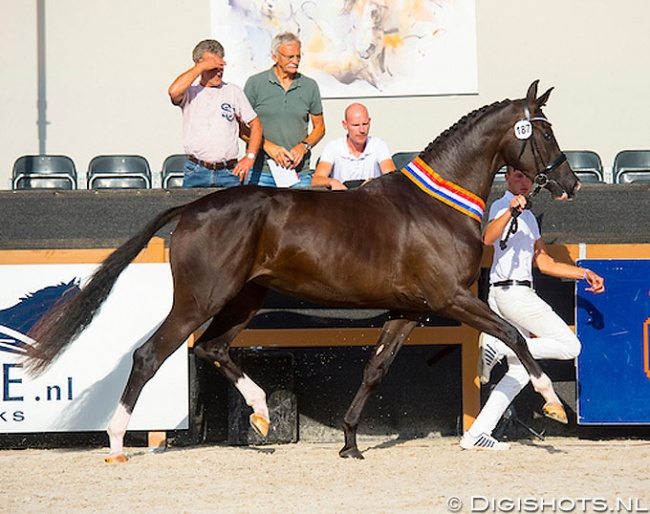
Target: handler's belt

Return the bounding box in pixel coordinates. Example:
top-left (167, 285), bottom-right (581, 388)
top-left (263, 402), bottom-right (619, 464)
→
top-left (188, 155), bottom-right (238, 171)
top-left (491, 280), bottom-right (532, 288)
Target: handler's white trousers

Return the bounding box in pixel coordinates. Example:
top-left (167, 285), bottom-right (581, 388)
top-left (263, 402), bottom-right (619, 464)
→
top-left (468, 285), bottom-right (581, 437)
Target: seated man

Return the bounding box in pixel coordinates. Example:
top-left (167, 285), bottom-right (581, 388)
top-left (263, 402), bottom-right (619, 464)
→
top-left (312, 103), bottom-right (395, 190)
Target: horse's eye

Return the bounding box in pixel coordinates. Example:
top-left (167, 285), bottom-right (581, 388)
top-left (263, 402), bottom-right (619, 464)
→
top-left (543, 131), bottom-right (552, 140)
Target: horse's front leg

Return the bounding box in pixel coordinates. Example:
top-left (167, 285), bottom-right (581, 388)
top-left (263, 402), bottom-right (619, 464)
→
top-left (445, 291), bottom-right (566, 423)
top-left (340, 317), bottom-right (418, 459)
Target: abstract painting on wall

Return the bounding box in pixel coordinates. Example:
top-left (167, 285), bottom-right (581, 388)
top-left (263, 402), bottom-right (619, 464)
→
top-left (211, 0), bottom-right (478, 98)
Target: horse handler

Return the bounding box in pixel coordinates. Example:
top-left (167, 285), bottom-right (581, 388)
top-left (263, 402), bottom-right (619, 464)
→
top-left (460, 166), bottom-right (605, 450)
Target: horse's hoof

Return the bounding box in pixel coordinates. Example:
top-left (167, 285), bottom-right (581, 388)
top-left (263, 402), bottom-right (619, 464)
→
top-left (105, 453), bottom-right (128, 463)
top-left (250, 413), bottom-right (270, 438)
top-left (339, 446), bottom-right (364, 460)
top-left (543, 402), bottom-right (568, 424)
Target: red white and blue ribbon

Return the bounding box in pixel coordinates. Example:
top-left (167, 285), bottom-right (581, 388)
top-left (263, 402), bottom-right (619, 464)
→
top-left (401, 157), bottom-right (485, 223)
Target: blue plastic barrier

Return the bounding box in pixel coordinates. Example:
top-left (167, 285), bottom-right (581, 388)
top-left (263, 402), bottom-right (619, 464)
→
top-left (576, 259), bottom-right (650, 424)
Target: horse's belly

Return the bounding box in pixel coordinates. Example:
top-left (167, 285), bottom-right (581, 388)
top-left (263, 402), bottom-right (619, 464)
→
top-left (259, 275), bottom-right (426, 311)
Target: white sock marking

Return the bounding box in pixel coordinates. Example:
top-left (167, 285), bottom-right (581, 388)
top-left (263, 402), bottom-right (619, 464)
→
top-left (235, 374), bottom-right (269, 420)
top-left (106, 403), bottom-right (131, 456)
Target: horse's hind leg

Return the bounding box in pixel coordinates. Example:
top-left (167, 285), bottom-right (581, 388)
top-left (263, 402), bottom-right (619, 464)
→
top-left (106, 308), bottom-right (204, 463)
top-left (193, 282), bottom-right (271, 438)
top-left (443, 290), bottom-right (566, 423)
top-left (340, 317), bottom-right (418, 459)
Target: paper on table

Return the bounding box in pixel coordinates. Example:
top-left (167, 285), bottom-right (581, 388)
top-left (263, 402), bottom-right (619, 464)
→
top-left (268, 159), bottom-right (300, 187)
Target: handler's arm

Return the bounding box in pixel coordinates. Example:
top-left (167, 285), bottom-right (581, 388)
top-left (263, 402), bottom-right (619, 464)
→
top-left (483, 194), bottom-right (528, 245)
top-left (534, 239), bottom-right (605, 293)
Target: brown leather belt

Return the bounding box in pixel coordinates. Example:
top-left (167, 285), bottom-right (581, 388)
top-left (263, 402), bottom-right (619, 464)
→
top-left (188, 155), bottom-right (238, 171)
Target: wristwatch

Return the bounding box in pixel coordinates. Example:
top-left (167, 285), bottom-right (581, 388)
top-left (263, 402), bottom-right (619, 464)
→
top-left (246, 152), bottom-right (256, 159)
top-left (302, 141), bottom-right (312, 151)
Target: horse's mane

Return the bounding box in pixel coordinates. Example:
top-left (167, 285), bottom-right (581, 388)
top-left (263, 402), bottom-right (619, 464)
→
top-left (421, 99), bottom-right (513, 155)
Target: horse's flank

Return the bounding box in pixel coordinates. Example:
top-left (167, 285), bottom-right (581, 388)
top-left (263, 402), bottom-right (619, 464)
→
top-left (173, 175), bottom-right (483, 312)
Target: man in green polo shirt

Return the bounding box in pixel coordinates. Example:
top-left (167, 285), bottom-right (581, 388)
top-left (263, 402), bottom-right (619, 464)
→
top-left (244, 32), bottom-right (325, 187)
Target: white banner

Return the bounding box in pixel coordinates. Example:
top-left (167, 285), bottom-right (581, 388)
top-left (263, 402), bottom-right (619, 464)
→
top-left (0, 263), bottom-right (188, 433)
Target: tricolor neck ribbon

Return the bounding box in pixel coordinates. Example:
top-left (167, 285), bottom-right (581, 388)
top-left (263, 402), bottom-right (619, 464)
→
top-left (401, 157), bottom-right (485, 222)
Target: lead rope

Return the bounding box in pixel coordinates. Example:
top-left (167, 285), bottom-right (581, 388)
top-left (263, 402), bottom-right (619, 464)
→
top-left (499, 180), bottom-right (544, 250)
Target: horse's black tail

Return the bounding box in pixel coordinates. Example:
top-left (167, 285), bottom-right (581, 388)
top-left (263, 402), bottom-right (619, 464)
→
top-left (24, 203), bottom-right (188, 375)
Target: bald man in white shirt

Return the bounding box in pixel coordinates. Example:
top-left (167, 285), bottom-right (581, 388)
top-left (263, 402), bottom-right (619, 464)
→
top-left (312, 103), bottom-right (395, 190)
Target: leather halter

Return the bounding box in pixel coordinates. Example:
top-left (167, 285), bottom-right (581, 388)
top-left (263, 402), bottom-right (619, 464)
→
top-left (516, 103), bottom-right (567, 200)
top-left (500, 104), bottom-right (568, 250)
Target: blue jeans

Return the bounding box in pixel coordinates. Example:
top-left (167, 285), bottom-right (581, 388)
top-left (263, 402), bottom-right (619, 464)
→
top-left (182, 160), bottom-right (242, 188)
top-left (245, 169), bottom-right (312, 188)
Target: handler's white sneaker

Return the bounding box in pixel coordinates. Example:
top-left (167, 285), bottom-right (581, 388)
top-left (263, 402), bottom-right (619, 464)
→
top-left (478, 333), bottom-right (502, 384)
top-left (460, 433), bottom-right (510, 451)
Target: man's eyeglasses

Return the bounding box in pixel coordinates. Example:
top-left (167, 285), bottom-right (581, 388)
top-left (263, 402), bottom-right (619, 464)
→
top-left (278, 52), bottom-right (302, 61)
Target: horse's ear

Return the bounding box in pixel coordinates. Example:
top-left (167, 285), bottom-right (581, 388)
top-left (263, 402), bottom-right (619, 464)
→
top-left (526, 80), bottom-right (540, 105)
top-left (536, 87), bottom-right (554, 108)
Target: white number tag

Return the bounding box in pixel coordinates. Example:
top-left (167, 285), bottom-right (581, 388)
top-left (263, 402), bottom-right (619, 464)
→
top-left (514, 120), bottom-right (533, 140)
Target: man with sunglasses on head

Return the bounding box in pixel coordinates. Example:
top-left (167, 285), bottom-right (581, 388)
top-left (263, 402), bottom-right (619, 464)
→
top-left (243, 32), bottom-right (325, 187)
top-left (460, 165), bottom-right (605, 450)
top-left (168, 39), bottom-right (262, 188)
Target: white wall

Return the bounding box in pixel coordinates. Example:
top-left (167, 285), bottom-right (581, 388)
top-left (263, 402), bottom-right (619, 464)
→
top-left (3, 0), bottom-right (650, 188)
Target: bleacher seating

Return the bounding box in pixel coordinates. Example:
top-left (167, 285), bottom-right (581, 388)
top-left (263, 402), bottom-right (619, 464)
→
top-left (613, 150), bottom-right (650, 184)
top-left (12, 155), bottom-right (77, 190)
top-left (161, 154), bottom-right (186, 188)
top-left (565, 150), bottom-right (604, 183)
top-left (87, 155), bottom-right (152, 189)
top-left (391, 151), bottom-right (419, 171)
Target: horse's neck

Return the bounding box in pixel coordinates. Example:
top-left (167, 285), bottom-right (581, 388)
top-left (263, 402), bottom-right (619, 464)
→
top-left (427, 139), bottom-right (506, 202)
top-left (424, 105), bottom-right (515, 201)
top-left (421, 151), bottom-right (497, 203)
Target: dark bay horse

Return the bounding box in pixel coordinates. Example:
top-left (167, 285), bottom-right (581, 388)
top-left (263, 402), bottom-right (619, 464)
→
top-left (26, 81), bottom-right (580, 462)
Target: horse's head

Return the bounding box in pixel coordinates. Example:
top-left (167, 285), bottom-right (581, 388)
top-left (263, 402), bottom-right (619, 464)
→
top-left (501, 80), bottom-right (580, 200)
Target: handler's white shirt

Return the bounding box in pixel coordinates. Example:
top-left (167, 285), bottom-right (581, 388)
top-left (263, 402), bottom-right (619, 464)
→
top-left (319, 135), bottom-right (392, 182)
top-left (488, 190), bottom-right (541, 284)
top-left (180, 83), bottom-right (257, 163)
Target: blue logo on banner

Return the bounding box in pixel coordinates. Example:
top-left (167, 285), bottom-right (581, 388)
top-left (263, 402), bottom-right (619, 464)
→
top-left (0, 280), bottom-right (80, 355)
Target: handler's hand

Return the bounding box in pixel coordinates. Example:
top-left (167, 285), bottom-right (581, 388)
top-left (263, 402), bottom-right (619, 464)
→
top-left (584, 269), bottom-right (605, 294)
top-left (509, 194), bottom-right (528, 214)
